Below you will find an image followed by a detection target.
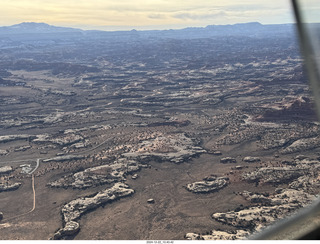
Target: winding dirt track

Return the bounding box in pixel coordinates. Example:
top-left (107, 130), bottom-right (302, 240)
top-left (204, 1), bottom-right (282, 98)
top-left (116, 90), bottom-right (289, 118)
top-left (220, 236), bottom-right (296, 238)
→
top-left (30, 174), bottom-right (36, 212)
top-left (1, 137), bottom-right (113, 223)
top-left (2, 174), bottom-right (36, 222)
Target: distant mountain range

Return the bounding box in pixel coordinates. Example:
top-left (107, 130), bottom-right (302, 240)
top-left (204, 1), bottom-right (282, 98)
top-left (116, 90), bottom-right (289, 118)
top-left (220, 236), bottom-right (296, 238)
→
top-left (0, 21), bottom-right (301, 40)
top-left (0, 22), bottom-right (83, 34)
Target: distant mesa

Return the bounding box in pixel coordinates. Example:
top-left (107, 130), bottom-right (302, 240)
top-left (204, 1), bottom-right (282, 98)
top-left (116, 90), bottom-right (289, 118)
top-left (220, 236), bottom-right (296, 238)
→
top-left (0, 22), bottom-right (83, 35)
top-left (0, 21), bottom-right (296, 39)
top-left (205, 22), bottom-right (262, 30)
top-left (254, 96), bottom-right (317, 122)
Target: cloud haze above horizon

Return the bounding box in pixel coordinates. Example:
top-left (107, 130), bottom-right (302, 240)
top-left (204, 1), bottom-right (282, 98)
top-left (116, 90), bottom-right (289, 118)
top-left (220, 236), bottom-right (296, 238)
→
top-left (0, 0), bottom-right (317, 31)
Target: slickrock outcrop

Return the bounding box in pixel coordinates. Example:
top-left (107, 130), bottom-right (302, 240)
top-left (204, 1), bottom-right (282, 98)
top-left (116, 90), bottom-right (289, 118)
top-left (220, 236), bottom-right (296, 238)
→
top-left (33, 133), bottom-right (84, 146)
top-left (287, 158), bottom-right (320, 191)
top-left (187, 176), bottom-right (229, 193)
top-left (43, 155), bottom-right (85, 163)
top-left (289, 175), bottom-right (318, 191)
top-left (281, 136), bottom-right (320, 154)
top-left (54, 183), bottom-right (134, 239)
top-left (0, 166), bottom-right (13, 174)
top-left (0, 182), bottom-right (21, 192)
top-left (48, 159), bottom-right (141, 189)
top-left (14, 145), bottom-right (31, 152)
top-left (185, 230), bottom-right (250, 240)
top-left (220, 157), bottom-right (236, 164)
top-left (63, 124), bottom-right (111, 134)
top-left (188, 169), bottom-right (318, 241)
top-left (53, 221), bottom-right (80, 240)
top-left (241, 189), bottom-right (313, 206)
top-left (62, 183), bottom-right (134, 223)
top-left (242, 167), bottom-right (305, 184)
top-left (0, 134), bottom-right (36, 143)
top-left (147, 199), bottom-right (155, 204)
top-left (0, 150), bottom-right (8, 155)
top-left (123, 133), bottom-right (206, 164)
top-left (243, 156), bottom-right (260, 163)
top-left (213, 151), bottom-right (222, 155)
top-left (212, 189), bottom-right (314, 231)
top-left (243, 158), bottom-right (320, 187)
top-left (215, 125), bottom-right (264, 147)
top-left (295, 155), bottom-right (308, 160)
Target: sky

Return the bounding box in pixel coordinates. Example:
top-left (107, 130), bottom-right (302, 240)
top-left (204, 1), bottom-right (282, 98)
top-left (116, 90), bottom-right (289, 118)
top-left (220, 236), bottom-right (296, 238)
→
top-left (0, 0), bottom-right (318, 31)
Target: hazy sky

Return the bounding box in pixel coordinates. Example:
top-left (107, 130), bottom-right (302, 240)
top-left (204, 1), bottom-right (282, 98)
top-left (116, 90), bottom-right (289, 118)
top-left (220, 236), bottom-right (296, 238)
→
top-left (0, 0), bottom-right (317, 31)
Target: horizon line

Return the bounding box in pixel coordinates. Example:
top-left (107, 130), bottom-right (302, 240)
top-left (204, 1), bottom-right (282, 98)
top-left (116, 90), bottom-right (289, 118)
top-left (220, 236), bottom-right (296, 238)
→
top-left (1, 21), bottom-right (301, 32)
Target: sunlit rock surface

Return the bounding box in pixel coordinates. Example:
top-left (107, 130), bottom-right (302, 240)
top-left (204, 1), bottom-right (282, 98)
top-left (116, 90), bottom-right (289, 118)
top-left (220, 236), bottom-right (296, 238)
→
top-left (0, 166), bottom-right (13, 174)
top-left (0, 182), bottom-right (21, 192)
top-left (187, 176), bottom-right (229, 193)
top-left (62, 183), bottom-right (134, 223)
top-left (185, 230), bottom-right (250, 240)
top-left (212, 189), bottom-right (314, 232)
top-left (48, 159), bottom-right (141, 189)
top-left (243, 156), bottom-right (260, 163)
top-left (123, 133), bottom-right (205, 163)
top-left (53, 221), bottom-right (80, 240)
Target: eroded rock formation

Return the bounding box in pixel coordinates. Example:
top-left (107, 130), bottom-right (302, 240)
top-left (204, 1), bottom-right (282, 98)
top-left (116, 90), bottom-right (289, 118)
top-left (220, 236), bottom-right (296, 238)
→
top-left (62, 183), bottom-right (134, 223)
top-left (220, 157), bottom-right (236, 164)
top-left (185, 230), bottom-right (250, 240)
top-left (0, 182), bottom-right (21, 192)
top-left (48, 159), bottom-right (142, 189)
top-left (212, 189), bottom-right (314, 232)
top-left (0, 166), bottom-right (13, 174)
top-left (53, 183), bottom-right (134, 239)
top-left (187, 176), bottom-right (229, 193)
